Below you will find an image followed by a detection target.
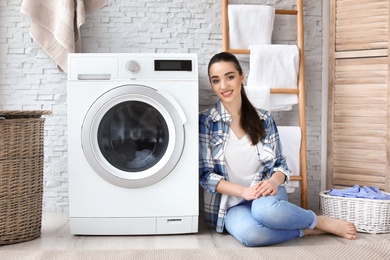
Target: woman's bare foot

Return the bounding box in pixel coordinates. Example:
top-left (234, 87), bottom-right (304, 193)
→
top-left (315, 215), bottom-right (357, 240)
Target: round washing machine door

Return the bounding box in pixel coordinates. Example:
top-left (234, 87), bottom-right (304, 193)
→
top-left (82, 84), bottom-right (186, 188)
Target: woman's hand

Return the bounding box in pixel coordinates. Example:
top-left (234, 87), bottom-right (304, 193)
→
top-left (253, 178), bottom-right (280, 198)
top-left (241, 180), bottom-right (279, 200)
top-left (251, 171), bottom-right (286, 198)
top-left (240, 186), bottom-right (263, 201)
top-left (216, 171), bottom-right (286, 200)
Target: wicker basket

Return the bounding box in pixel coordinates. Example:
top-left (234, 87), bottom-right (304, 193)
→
top-left (320, 190), bottom-right (390, 234)
top-left (0, 110), bottom-right (51, 245)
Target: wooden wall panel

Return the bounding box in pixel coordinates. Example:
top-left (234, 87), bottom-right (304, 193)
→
top-left (328, 0), bottom-right (390, 191)
top-left (335, 0), bottom-right (389, 52)
top-left (330, 57), bottom-right (388, 189)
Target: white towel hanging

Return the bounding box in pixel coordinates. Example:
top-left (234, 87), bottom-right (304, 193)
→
top-left (247, 44), bottom-right (299, 111)
top-left (228, 4), bottom-right (275, 61)
top-left (278, 126), bottom-right (301, 193)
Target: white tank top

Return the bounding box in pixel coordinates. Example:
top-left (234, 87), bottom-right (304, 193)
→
top-left (225, 129), bottom-right (262, 208)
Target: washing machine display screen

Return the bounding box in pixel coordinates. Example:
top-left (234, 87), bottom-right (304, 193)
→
top-left (97, 101), bottom-right (169, 172)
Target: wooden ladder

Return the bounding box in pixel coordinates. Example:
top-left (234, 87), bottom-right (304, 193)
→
top-left (221, 0), bottom-right (308, 209)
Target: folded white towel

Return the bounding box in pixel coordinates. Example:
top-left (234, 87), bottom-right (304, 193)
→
top-left (278, 126), bottom-right (301, 193)
top-left (228, 4), bottom-right (275, 61)
top-left (21, 0), bottom-right (107, 72)
top-left (247, 44), bottom-right (299, 111)
top-left (244, 85), bottom-right (270, 111)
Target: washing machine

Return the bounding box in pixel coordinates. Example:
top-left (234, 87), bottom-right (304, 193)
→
top-left (67, 53), bottom-right (199, 235)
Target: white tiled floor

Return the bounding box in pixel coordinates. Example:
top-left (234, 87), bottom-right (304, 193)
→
top-left (1, 212), bottom-right (390, 250)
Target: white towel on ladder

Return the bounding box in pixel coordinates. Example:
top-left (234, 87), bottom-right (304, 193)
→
top-left (278, 126), bottom-right (301, 193)
top-left (244, 85), bottom-right (270, 111)
top-left (247, 44), bottom-right (299, 111)
top-left (228, 4), bottom-right (275, 61)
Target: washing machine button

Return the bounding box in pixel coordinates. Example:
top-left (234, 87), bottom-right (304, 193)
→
top-left (126, 60), bottom-right (141, 74)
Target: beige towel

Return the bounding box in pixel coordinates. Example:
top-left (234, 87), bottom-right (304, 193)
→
top-left (21, 0), bottom-right (107, 72)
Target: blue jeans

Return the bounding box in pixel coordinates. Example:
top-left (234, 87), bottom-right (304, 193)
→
top-left (224, 186), bottom-right (317, 247)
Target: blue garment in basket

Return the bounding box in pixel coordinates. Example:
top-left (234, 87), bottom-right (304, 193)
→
top-left (329, 185), bottom-right (390, 200)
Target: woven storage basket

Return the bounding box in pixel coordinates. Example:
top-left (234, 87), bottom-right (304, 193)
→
top-left (320, 190), bottom-right (390, 234)
top-left (0, 110), bottom-right (51, 245)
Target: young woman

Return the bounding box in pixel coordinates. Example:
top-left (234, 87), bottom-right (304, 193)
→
top-left (199, 52), bottom-right (357, 246)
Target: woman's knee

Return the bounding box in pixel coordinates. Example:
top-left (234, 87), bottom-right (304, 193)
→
top-left (252, 186), bottom-right (287, 210)
top-left (252, 195), bottom-right (280, 213)
top-left (251, 196), bottom-right (285, 223)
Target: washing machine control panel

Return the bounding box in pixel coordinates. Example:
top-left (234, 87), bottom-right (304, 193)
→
top-left (67, 54), bottom-right (198, 81)
top-left (119, 56), bottom-right (197, 80)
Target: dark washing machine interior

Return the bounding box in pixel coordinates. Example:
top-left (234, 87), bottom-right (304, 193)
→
top-left (98, 100), bottom-right (169, 172)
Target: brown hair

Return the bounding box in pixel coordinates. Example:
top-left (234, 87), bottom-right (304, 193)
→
top-left (208, 52), bottom-right (265, 145)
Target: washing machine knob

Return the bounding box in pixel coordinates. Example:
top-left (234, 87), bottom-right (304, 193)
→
top-left (126, 60), bottom-right (141, 74)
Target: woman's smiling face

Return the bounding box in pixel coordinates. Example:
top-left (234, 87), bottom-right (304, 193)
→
top-left (208, 61), bottom-right (244, 105)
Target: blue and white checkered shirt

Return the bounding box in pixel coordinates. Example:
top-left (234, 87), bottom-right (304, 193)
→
top-left (199, 101), bottom-right (291, 233)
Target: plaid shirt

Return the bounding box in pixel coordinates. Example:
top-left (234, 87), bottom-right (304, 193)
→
top-left (199, 101), bottom-right (291, 233)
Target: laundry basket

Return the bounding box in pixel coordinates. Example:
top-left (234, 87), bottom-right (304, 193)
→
top-left (0, 110), bottom-right (51, 245)
top-left (320, 190), bottom-right (390, 234)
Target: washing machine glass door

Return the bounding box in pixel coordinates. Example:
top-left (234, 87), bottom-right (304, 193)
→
top-left (82, 84), bottom-right (185, 188)
top-left (98, 100), bottom-right (168, 172)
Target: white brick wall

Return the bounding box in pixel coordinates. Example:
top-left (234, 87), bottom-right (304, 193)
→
top-left (0, 0), bottom-right (323, 211)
